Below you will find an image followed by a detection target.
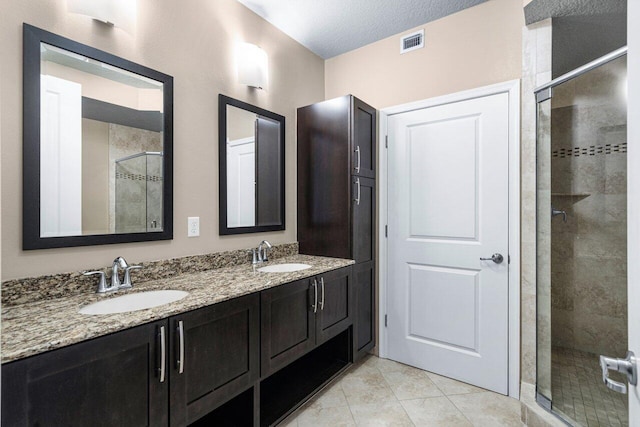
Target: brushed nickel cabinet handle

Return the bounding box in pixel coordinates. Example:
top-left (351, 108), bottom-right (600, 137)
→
top-left (158, 325), bottom-right (166, 383)
top-left (320, 277), bottom-right (325, 310)
top-left (355, 146), bottom-right (361, 173)
top-left (311, 279), bottom-right (318, 313)
top-left (355, 178), bottom-right (361, 205)
top-left (177, 320), bottom-right (185, 374)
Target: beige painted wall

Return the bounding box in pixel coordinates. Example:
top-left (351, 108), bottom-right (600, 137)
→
top-left (325, 0), bottom-right (523, 109)
top-left (1, 0), bottom-right (324, 280)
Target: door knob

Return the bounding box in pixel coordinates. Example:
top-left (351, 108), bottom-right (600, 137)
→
top-left (480, 253), bottom-right (504, 264)
top-left (600, 351), bottom-right (637, 394)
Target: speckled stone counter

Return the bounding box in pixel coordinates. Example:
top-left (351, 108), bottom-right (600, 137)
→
top-left (2, 254), bottom-right (353, 363)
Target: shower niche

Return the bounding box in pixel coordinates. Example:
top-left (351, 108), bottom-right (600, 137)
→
top-left (536, 51), bottom-right (629, 426)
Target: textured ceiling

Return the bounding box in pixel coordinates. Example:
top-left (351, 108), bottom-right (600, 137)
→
top-left (524, 0), bottom-right (626, 25)
top-left (236, 0), bottom-right (487, 59)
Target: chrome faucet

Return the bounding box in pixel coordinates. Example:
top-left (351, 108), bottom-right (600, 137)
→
top-left (111, 256), bottom-right (129, 289)
top-left (249, 240), bottom-right (273, 265)
top-left (83, 256), bottom-right (142, 293)
top-left (258, 240), bottom-right (272, 262)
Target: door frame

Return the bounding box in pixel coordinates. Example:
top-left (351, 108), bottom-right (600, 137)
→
top-left (378, 79), bottom-right (521, 399)
top-left (628, 1), bottom-right (640, 418)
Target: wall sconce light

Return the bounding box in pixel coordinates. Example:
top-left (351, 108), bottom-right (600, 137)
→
top-left (237, 42), bottom-right (269, 90)
top-left (67, 0), bottom-right (137, 34)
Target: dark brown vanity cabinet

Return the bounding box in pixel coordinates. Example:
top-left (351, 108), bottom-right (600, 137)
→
top-left (2, 320), bottom-right (169, 427)
top-left (297, 95), bottom-right (377, 361)
top-left (260, 266), bottom-right (353, 377)
top-left (1, 294), bottom-right (261, 427)
top-left (170, 293), bottom-right (260, 426)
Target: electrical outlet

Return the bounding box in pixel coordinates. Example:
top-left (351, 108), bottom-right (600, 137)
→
top-left (188, 217), bottom-right (200, 237)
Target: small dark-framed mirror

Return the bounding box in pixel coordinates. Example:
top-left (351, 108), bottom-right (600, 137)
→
top-left (219, 95), bottom-right (285, 235)
top-left (23, 24), bottom-right (173, 250)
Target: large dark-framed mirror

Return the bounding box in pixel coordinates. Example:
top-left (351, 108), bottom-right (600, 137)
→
top-left (219, 95), bottom-right (285, 235)
top-left (23, 24), bottom-right (173, 250)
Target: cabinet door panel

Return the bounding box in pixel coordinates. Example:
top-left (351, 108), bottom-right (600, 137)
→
top-left (352, 97), bottom-right (376, 179)
top-left (261, 278), bottom-right (316, 377)
top-left (354, 261), bottom-right (376, 361)
top-left (2, 321), bottom-right (168, 427)
top-left (317, 266), bottom-right (353, 345)
top-left (170, 293), bottom-right (259, 426)
top-left (353, 176), bottom-right (375, 264)
top-left (297, 97), bottom-right (352, 259)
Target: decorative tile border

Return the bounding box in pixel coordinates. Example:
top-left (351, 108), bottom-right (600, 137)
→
top-left (1, 242), bottom-right (298, 306)
top-left (552, 142), bottom-right (627, 158)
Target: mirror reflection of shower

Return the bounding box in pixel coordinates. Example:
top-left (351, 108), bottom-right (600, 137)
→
top-left (115, 151), bottom-right (163, 233)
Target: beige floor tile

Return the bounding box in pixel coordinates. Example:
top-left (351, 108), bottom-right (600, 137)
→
top-left (401, 397), bottom-right (473, 426)
top-left (449, 391), bottom-right (521, 426)
top-left (349, 401), bottom-right (414, 426)
top-left (294, 406), bottom-right (356, 427)
top-left (426, 372), bottom-right (485, 396)
top-left (363, 356), bottom-right (414, 373)
top-left (381, 369), bottom-right (443, 400)
top-left (346, 358), bottom-right (383, 376)
top-left (341, 380), bottom-right (398, 407)
top-left (340, 364), bottom-right (398, 406)
top-left (307, 383), bottom-right (349, 409)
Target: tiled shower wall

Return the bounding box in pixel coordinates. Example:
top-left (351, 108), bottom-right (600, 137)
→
top-left (521, 18), bottom-right (552, 388)
top-left (550, 59), bottom-right (628, 357)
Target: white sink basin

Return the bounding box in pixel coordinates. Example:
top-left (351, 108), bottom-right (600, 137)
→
top-left (257, 263), bottom-right (312, 273)
top-left (79, 290), bottom-right (189, 315)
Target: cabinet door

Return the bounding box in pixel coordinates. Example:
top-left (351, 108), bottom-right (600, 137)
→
top-left (170, 293), bottom-right (259, 426)
top-left (316, 266), bottom-right (353, 345)
top-left (352, 176), bottom-right (375, 264)
top-left (261, 278), bottom-right (316, 377)
top-left (2, 321), bottom-right (168, 427)
top-left (352, 96), bottom-right (376, 179)
top-left (354, 261), bottom-right (376, 361)
top-left (297, 97), bottom-right (352, 260)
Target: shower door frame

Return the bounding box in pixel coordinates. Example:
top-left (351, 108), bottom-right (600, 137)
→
top-left (627, 3), bottom-right (640, 421)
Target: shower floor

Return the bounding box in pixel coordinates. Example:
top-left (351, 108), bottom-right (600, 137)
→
top-left (551, 346), bottom-right (628, 427)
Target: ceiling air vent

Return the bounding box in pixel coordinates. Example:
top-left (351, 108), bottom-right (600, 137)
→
top-left (400, 29), bottom-right (424, 54)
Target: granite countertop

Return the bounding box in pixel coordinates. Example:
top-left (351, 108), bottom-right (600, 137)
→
top-left (2, 254), bottom-right (354, 363)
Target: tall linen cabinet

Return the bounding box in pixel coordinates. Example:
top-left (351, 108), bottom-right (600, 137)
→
top-left (297, 95), bottom-right (376, 361)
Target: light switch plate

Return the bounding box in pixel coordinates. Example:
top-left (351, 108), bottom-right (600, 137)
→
top-left (188, 217), bottom-right (200, 237)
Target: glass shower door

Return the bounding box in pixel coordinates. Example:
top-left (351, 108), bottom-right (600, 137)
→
top-left (536, 54), bottom-right (629, 426)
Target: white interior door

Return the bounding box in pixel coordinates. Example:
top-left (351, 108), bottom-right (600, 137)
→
top-left (387, 92), bottom-right (510, 394)
top-left (40, 74), bottom-right (82, 237)
top-left (226, 137), bottom-right (255, 227)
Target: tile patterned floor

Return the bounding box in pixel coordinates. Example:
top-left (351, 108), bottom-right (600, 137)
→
top-left (551, 347), bottom-right (628, 427)
top-left (280, 355), bottom-right (521, 426)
